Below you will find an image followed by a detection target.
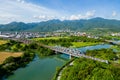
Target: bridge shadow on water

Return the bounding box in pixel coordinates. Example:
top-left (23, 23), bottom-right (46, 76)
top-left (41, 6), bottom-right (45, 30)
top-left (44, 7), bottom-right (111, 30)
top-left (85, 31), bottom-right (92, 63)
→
top-left (32, 54), bottom-right (69, 63)
top-left (54, 54), bottom-right (70, 62)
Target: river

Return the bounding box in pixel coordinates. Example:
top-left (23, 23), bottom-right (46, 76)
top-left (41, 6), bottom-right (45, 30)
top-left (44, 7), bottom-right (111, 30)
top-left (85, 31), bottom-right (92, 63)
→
top-left (7, 55), bottom-right (68, 80)
top-left (7, 44), bottom-right (111, 80)
top-left (78, 44), bottom-right (111, 53)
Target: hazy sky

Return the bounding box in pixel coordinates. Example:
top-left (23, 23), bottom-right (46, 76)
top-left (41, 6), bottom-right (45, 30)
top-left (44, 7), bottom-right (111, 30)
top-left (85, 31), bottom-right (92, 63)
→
top-left (0, 0), bottom-right (119, 24)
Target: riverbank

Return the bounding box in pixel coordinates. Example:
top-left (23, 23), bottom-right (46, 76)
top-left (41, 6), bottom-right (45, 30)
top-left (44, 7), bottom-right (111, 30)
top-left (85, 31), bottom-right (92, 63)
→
top-left (0, 38), bottom-right (117, 80)
top-left (0, 52), bottom-right (35, 80)
top-left (53, 58), bottom-right (75, 80)
top-left (57, 60), bottom-right (74, 80)
top-left (71, 42), bottom-right (101, 48)
top-left (0, 39), bottom-right (57, 80)
top-left (60, 58), bottom-right (120, 80)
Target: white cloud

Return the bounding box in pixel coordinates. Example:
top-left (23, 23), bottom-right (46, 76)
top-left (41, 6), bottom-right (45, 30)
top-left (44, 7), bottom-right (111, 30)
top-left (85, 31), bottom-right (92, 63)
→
top-left (61, 10), bottom-right (96, 20)
top-left (0, 0), bottom-right (60, 24)
top-left (112, 11), bottom-right (117, 17)
top-left (33, 15), bottom-right (56, 20)
top-left (86, 10), bottom-right (95, 17)
top-left (16, 0), bottom-right (25, 3)
top-left (69, 15), bottom-right (80, 20)
top-left (0, 0), bottom-right (96, 24)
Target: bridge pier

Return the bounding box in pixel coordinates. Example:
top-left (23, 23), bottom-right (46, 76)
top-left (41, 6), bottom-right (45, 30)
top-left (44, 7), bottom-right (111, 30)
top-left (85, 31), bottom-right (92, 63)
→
top-left (69, 54), bottom-right (72, 59)
top-left (55, 51), bottom-right (58, 54)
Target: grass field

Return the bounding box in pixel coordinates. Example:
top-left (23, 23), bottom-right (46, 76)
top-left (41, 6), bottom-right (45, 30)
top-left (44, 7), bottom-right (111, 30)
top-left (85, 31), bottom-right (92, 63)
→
top-left (111, 45), bottom-right (120, 52)
top-left (72, 42), bottom-right (100, 48)
top-left (32, 37), bottom-right (68, 41)
top-left (0, 40), bottom-right (7, 45)
top-left (103, 36), bottom-right (120, 40)
top-left (0, 52), bottom-right (23, 64)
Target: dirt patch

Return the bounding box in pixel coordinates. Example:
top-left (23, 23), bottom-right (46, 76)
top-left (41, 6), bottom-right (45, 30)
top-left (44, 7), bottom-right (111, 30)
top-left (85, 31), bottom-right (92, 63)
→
top-left (0, 52), bottom-right (23, 64)
top-left (0, 40), bottom-right (7, 45)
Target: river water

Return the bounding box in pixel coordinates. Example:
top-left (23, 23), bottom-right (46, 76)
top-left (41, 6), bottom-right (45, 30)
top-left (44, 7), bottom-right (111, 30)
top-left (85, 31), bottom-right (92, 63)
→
top-left (78, 44), bottom-right (111, 53)
top-left (7, 55), bottom-right (68, 80)
top-left (7, 44), bottom-right (111, 80)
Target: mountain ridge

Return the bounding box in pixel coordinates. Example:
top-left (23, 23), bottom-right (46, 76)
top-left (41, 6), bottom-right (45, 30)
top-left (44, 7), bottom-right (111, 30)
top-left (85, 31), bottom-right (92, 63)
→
top-left (0, 17), bottom-right (120, 32)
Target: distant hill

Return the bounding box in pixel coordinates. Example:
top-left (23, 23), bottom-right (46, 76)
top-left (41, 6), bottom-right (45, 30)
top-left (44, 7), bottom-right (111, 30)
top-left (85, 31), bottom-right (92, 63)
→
top-left (0, 17), bottom-right (120, 32)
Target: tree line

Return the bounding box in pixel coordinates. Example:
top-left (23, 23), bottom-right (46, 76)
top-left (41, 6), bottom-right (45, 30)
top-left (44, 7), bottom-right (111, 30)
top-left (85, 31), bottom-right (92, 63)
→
top-left (60, 58), bottom-right (120, 80)
top-left (0, 52), bottom-right (35, 79)
top-left (36, 36), bottom-right (104, 47)
top-left (86, 49), bottom-right (119, 61)
top-left (0, 40), bottom-right (55, 79)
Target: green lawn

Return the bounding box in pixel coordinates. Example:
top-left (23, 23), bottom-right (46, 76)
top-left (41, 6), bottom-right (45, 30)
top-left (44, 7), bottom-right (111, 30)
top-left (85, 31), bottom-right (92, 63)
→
top-left (72, 42), bottom-right (100, 48)
top-left (103, 36), bottom-right (120, 40)
top-left (32, 37), bottom-right (68, 41)
top-left (111, 45), bottom-right (120, 51)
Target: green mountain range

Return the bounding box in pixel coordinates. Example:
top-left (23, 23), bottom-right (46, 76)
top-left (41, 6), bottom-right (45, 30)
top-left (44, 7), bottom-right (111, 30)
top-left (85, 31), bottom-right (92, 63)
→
top-left (0, 17), bottom-right (120, 32)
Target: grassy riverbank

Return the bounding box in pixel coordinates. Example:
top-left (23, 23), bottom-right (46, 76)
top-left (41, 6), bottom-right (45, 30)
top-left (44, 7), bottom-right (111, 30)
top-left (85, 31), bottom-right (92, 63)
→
top-left (59, 48), bottom-right (120, 80)
top-left (86, 49), bottom-right (118, 61)
top-left (0, 40), bottom-right (55, 79)
top-left (71, 42), bottom-right (100, 48)
top-left (53, 58), bottom-right (75, 80)
top-left (0, 52), bottom-right (35, 79)
top-left (111, 45), bottom-right (120, 52)
top-left (60, 58), bottom-right (120, 80)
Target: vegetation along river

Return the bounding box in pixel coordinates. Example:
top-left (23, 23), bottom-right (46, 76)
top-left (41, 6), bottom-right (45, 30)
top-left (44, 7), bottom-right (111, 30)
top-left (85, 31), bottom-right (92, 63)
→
top-left (7, 44), bottom-right (111, 80)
